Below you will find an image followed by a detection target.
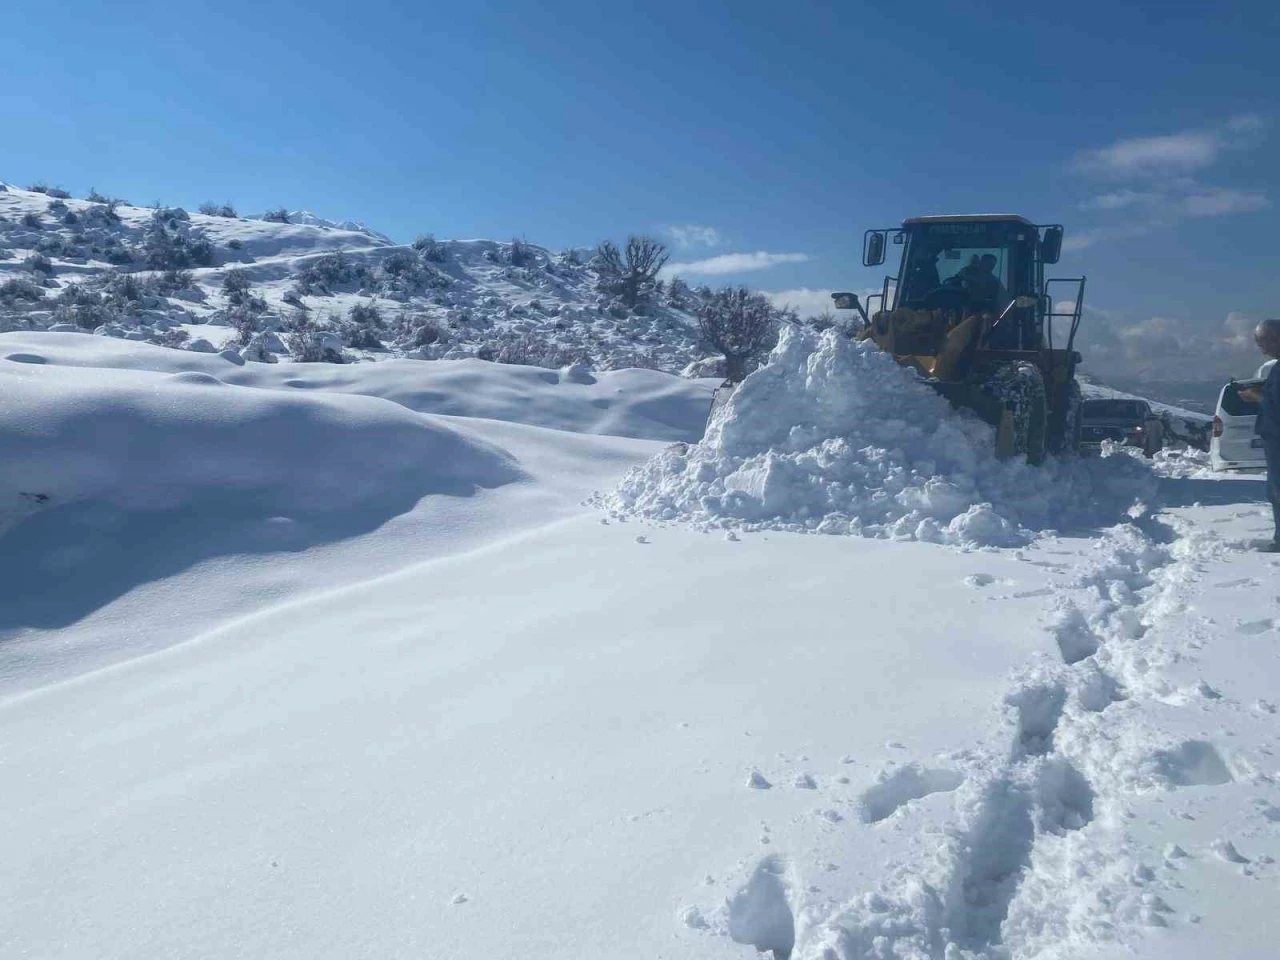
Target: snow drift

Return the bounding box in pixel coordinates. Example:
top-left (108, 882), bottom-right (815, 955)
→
top-left (0, 332), bottom-right (718, 443)
top-left (607, 327), bottom-right (1156, 546)
top-left (1, 356), bottom-right (518, 524)
top-left (0, 353), bottom-right (521, 631)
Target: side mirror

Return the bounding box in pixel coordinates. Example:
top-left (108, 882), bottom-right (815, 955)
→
top-left (863, 231), bottom-right (886, 267)
top-left (831, 292), bottom-right (860, 310)
top-left (1012, 295), bottom-right (1039, 309)
top-left (1041, 226), bottom-right (1063, 264)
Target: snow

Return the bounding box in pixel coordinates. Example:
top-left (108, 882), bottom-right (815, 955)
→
top-left (4, 204), bottom-right (1280, 959)
top-left (0, 184), bottom-right (710, 373)
top-left (608, 326), bottom-right (1156, 546)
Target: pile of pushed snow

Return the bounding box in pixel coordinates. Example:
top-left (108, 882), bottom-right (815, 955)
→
top-left (0, 353), bottom-right (520, 539)
top-left (606, 327), bottom-right (1156, 546)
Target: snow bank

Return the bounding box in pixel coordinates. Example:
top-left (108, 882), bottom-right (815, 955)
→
top-left (0, 333), bottom-right (717, 442)
top-left (0, 354), bottom-right (520, 538)
top-left (607, 327), bottom-right (1156, 546)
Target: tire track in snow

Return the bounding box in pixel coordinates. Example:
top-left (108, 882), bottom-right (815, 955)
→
top-left (718, 516), bottom-right (1233, 959)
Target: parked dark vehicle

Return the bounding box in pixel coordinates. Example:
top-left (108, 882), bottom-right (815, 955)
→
top-left (1080, 398), bottom-right (1163, 456)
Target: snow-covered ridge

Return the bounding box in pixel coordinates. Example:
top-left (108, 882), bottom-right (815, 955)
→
top-left (0, 182), bottom-right (710, 372)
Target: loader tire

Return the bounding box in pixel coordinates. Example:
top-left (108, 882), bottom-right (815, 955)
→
top-left (1050, 380), bottom-right (1083, 457)
top-left (986, 362), bottom-right (1047, 465)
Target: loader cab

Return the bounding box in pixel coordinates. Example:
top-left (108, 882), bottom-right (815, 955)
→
top-left (861, 215), bottom-right (1070, 352)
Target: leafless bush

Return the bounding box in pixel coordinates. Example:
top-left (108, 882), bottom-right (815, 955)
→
top-left (199, 202), bottom-right (239, 218)
top-left (594, 236), bottom-right (668, 310)
top-left (262, 208), bottom-right (291, 223)
top-left (24, 253), bottom-right (55, 276)
top-left (0, 278), bottom-right (46, 304)
top-left (487, 332), bottom-right (589, 368)
top-left (222, 269), bottom-right (252, 304)
top-left (412, 234), bottom-right (448, 262)
top-left (698, 286), bottom-right (780, 382)
top-left (508, 237), bottom-right (536, 267)
top-left (28, 183), bottom-right (70, 198)
top-left (294, 251), bottom-right (373, 295)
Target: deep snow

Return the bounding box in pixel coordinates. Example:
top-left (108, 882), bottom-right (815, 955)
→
top-left (608, 327), bottom-right (1157, 546)
top-left (2, 327), bottom-right (1278, 960)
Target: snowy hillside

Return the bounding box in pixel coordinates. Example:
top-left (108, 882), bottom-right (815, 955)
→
top-left (4, 326), bottom-right (1279, 960)
top-left (0, 181), bottom-right (716, 373)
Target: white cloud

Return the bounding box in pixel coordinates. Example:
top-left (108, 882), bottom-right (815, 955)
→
top-left (1070, 117), bottom-right (1269, 250)
top-left (1075, 116), bottom-right (1264, 176)
top-left (1079, 182), bottom-right (1268, 221)
top-left (761, 287), bottom-right (886, 319)
top-left (760, 288), bottom-right (835, 317)
top-left (664, 224), bottom-right (724, 248)
top-left (1061, 223), bottom-right (1156, 251)
top-left (1180, 186), bottom-right (1269, 217)
top-left (1077, 130), bottom-right (1221, 175)
top-left (665, 251), bottom-right (809, 276)
top-left (1079, 188), bottom-right (1161, 210)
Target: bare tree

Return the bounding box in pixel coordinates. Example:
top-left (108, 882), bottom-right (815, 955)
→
top-left (698, 286), bottom-right (779, 382)
top-left (595, 236), bottom-right (668, 310)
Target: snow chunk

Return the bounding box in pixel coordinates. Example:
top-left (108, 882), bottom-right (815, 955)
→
top-left (608, 327), bottom-right (1157, 546)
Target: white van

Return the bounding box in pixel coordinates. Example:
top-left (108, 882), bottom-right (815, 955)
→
top-left (1210, 360), bottom-right (1275, 471)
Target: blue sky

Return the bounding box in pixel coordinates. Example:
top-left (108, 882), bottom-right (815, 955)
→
top-left (2, 0), bottom-right (1276, 385)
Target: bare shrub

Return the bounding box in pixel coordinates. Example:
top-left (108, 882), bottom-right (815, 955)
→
top-left (488, 332), bottom-right (588, 368)
top-left (262, 208), bottom-right (291, 224)
top-left (808, 309), bottom-right (837, 332)
top-left (144, 209), bottom-right (214, 270)
top-left (0, 278), bottom-right (46, 303)
top-left (594, 236), bottom-right (668, 310)
top-left (199, 202), bottom-right (238, 218)
top-left (412, 234), bottom-right (448, 262)
top-left (508, 237), bottom-right (536, 267)
top-left (294, 251), bottom-right (373, 295)
top-left (24, 253), bottom-right (55, 276)
top-left (698, 286), bottom-right (780, 382)
top-left (222, 269), bottom-right (252, 304)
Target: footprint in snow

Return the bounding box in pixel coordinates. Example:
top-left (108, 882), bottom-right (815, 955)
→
top-left (1211, 839), bottom-right (1250, 864)
top-left (964, 573), bottom-right (996, 588)
top-left (1237, 618), bottom-right (1275, 635)
top-left (635, 535), bottom-right (649, 544)
top-left (450, 892), bottom-right (469, 905)
top-left (679, 905), bottom-right (709, 930)
top-left (792, 773), bottom-right (817, 789)
top-left (747, 771), bottom-right (772, 789)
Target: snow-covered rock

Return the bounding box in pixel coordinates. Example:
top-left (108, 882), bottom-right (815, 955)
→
top-left (240, 332), bottom-right (279, 363)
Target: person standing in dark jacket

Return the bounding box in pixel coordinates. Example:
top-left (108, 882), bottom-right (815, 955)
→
top-left (1243, 320), bottom-right (1280, 550)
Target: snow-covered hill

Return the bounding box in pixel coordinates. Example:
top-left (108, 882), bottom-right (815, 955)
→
top-left (0, 181), bottom-right (714, 373)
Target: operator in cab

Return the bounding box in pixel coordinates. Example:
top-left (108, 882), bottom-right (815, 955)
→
top-left (958, 254), bottom-right (1007, 311)
top-left (1240, 319), bottom-right (1280, 551)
